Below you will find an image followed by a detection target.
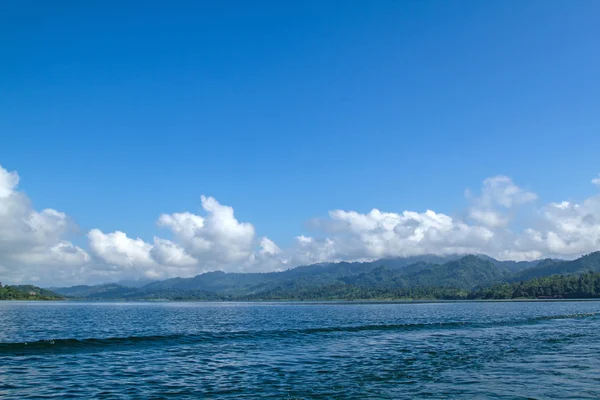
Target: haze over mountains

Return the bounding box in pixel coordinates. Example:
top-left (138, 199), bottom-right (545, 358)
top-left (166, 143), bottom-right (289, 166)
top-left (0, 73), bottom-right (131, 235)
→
top-left (48, 252), bottom-right (600, 300)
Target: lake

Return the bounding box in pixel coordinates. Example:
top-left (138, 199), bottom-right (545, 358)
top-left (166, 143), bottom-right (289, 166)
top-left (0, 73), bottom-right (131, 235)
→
top-left (1, 301), bottom-right (599, 399)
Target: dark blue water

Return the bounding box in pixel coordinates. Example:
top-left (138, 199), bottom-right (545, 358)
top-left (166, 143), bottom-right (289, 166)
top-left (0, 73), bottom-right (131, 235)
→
top-left (1, 301), bottom-right (599, 399)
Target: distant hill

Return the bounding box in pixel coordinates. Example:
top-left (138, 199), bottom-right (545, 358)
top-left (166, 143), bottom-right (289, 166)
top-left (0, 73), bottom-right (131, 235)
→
top-left (400, 255), bottom-right (508, 288)
top-left (54, 254), bottom-right (466, 299)
top-left (141, 254), bottom-right (464, 294)
top-left (46, 252), bottom-right (600, 301)
top-left (470, 271), bottom-right (600, 299)
top-left (512, 252), bottom-right (600, 281)
top-left (256, 256), bottom-right (508, 300)
top-left (477, 255), bottom-right (544, 273)
top-left (51, 284), bottom-right (140, 299)
top-left (338, 256), bottom-right (506, 290)
top-left (116, 278), bottom-right (156, 288)
top-left (0, 284), bottom-right (64, 300)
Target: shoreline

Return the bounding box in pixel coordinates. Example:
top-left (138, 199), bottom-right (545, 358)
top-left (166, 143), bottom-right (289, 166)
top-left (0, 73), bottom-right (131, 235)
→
top-left (3, 298), bottom-right (600, 304)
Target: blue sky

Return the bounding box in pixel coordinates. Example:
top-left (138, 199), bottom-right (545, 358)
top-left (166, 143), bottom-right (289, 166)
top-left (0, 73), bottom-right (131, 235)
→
top-left (1, 1), bottom-right (600, 285)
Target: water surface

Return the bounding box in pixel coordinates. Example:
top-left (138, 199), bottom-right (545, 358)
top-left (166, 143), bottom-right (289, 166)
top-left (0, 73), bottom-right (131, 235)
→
top-left (1, 301), bottom-right (599, 399)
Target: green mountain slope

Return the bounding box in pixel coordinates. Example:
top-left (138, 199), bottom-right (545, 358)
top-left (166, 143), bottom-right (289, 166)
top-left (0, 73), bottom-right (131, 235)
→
top-left (51, 283), bottom-right (139, 299)
top-left (45, 252), bottom-right (600, 301)
top-left (0, 284), bottom-right (64, 300)
top-left (470, 271), bottom-right (600, 299)
top-left (513, 252), bottom-right (600, 281)
top-left (401, 255), bottom-right (508, 289)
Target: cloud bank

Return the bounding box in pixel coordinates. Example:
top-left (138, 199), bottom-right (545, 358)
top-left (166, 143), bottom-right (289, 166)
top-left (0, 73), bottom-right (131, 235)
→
top-left (1, 164), bottom-right (600, 286)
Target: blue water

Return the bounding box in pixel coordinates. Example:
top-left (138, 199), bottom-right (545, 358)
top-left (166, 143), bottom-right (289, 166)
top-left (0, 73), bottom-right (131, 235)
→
top-left (1, 301), bottom-right (599, 399)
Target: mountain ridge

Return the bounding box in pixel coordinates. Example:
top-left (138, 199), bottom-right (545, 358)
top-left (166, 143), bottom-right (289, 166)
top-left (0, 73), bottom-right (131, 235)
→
top-left (46, 252), bottom-right (600, 300)
top-left (0, 284), bottom-right (64, 300)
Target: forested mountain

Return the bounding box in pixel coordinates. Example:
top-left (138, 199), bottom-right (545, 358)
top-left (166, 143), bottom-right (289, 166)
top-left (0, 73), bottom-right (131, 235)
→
top-left (396, 255), bottom-right (509, 288)
top-left (243, 256), bottom-right (509, 300)
top-left (0, 284), bottom-right (64, 300)
top-left (50, 284), bottom-right (141, 299)
top-left (479, 255), bottom-right (545, 273)
top-left (512, 252), bottom-right (600, 281)
top-left (46, 252), bottom-right (600, 301)
top-left (53, 254), bottom-right (467, 299)
top-left (336, 256), bottom-right (505, 290)
top-left (140, 254), bottom-right (465, 294)
top-left (470, 272), bottom-right (600, 299)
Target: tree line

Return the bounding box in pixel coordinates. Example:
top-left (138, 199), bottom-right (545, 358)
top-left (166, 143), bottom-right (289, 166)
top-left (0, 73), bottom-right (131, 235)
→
top-left (3, 271), bottom-right (600, 301)
top-left (0, 284), bottom-right (64, 300)
top-left (468, 271), bottom-right (600, 299)
top-left (243, 271), bottom-right (600, 301)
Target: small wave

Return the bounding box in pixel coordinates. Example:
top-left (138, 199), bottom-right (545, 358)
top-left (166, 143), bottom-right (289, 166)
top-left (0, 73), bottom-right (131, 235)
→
top-left (533, 312), bottom-right (599, 321)
top-left (1, 311), bottom-right (597, 355)
top-left (0, 334), bottom-right (193, 352)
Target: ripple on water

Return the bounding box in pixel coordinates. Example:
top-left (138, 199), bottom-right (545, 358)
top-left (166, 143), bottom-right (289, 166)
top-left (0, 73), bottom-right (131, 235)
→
top-left (0, 301), bottom-right (599, 399)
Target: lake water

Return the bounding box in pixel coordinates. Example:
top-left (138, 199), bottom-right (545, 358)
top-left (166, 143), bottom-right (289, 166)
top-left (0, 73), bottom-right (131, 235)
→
top-left (1, 301), bottom-right (599, 399)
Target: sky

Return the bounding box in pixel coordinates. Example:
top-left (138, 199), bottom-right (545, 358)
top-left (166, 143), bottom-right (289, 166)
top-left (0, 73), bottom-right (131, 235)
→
top-left (1, 0), bottom-right (600, 286)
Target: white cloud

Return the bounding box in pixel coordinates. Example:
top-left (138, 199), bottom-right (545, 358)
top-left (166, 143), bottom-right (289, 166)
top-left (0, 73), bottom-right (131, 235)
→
top-left (469, 209), bottom-right (508, 228)
top-left (2, 163), bottom-right (600, 286)
top-left (88, 229), bottom-right (155, 268)
top-left (0, 165), bottom-right (91, 285)
top-left (302, 207), bottom-right (495, 263)
top-left (290, 236), bottom-right (338, 265)
top-left (11, 241), bottom-right (90, 266)
top-left (151, 238), bottom-right (198, 267)
top-left (518, 196), bottom-right (600, 257)
top-left (87, 195), bottom-right (260, 279)
top-left (291, 176), bottom-right (597, 263)
top-left (259, 237), bottom-right (281, 256)
top-left (478, 175), bottom-right (537, 208)
top-left (158, 196), bottom-right (255, 263)
top-left (87, 229), bottom-right (202, 280)
top-left (467, 175), bottom-right (536, 228)
top-left (0, 167), bottom-right (19, 198)
top-left (592, 174), bottom-right (600, 186)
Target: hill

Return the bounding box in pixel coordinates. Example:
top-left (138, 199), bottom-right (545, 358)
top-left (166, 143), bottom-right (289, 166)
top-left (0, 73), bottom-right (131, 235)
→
top-left (46, 252), bottom-right (600, 301)
top-left (248, 255), bottom-right (507, 300)
top-left (398, 255), bottom-right (508, 288)
top-left (512, 252), bottom-right (600, 281)
top-left (0, 284), bottom-right (64, 300)
top-left (50, 284), bottom-right (141, 299)
top-left (53, 254), bottom-right (466, 299)
top-left (470, 271), bottom-right (600, 299)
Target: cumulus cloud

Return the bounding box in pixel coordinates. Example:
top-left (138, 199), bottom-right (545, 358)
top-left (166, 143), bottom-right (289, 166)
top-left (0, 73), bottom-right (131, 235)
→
top-left (299, 206), bottom-right (496, 263)
top-left (259, 237), bottom-right (282, 256)
top-left (468, 209), bottom-right (508, 228)
top-left (157, 196), bottom-right (255, 263)
top-left (0, 165), bottom-right (90, 285)
top-left (467, 175), bottom-right (536, 228)
top-left (518, 197), bottom-right (600, 258)
top-left (292, 175), bottom-right (597, 263)
top-left (88, 230), bottom-right (155, 269)
top-left (478, 176), bottom-right (537, 207)
top-left (592, 174), bottom-right (600, 186)
top-left (87, 195), bottom-right (261, 279)
top-left (2, 163), bottom-right (600, 286)
top-left (151, 238), bottom-right (198, 268)
top-left (0, 167), bottom-right (19, 198)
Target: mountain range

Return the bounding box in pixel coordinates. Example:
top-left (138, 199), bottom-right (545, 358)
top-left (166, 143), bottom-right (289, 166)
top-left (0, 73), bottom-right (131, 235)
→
top-left (47, 251), bottom-right (600, 300)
